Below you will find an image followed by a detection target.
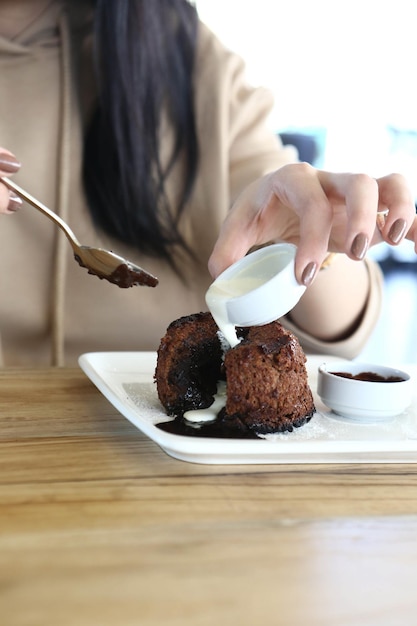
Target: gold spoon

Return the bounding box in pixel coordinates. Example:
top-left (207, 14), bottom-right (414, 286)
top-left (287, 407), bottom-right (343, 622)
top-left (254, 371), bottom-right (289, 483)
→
top-left (1, 177), bottom-right (158, 288)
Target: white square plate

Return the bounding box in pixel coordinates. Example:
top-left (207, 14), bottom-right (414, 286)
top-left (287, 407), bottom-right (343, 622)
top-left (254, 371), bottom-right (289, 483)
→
top-left (79, 352), bottom-right (417, 465)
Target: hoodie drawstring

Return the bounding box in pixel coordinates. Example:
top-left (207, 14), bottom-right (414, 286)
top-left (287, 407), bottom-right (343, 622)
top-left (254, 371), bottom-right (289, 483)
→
top-left (50, 8), bottom-right (72, 366)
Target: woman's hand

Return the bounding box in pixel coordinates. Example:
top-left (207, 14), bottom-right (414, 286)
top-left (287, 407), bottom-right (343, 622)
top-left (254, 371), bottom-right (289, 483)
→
top-left (0, 150), bottom-right (22, 213)
top-left (208, 163), bottom-right (417, 285)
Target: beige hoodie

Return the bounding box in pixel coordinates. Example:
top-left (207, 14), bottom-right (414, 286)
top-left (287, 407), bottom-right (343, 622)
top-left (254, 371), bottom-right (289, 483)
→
top-left (0, 1), bottom-right (382, 366)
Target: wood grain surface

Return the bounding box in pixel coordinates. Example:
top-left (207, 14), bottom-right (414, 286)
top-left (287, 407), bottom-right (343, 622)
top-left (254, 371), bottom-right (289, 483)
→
top-left (1, 367), bottom-right (417, 625)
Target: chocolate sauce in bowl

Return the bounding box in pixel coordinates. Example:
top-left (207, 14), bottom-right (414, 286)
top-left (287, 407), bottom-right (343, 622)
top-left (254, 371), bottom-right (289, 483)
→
top-left (330, 371), bottom-right (405, 383)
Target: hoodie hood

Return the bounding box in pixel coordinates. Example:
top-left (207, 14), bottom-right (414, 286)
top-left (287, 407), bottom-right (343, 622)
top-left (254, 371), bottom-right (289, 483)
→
top-left (0, 1), bottom-right (62, 57)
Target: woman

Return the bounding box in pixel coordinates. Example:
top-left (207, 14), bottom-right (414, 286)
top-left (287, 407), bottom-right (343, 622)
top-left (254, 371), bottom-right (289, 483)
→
top-left (0, 0), bottom-right (415, 366)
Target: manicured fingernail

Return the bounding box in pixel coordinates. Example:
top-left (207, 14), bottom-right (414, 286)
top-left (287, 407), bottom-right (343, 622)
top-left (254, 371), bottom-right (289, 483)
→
top-left (0, 152), bottom-right (21, 173)
top-left (301, 261), bottom-right (318, 286)
top-left (388, 218), bottom-right (407, 244)
top-left (7, 191), bottom-right (22, 212)
top-left (350, 233), bottom-right (368, 260)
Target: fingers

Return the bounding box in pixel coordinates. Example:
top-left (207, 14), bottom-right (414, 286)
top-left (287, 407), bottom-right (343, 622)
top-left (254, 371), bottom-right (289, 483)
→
top-left (209, 164), bottom-right (417, 286)
top-left (0, 150), bottom-right (22, 214)
top-left (283, 170), bottom-right (379, 284)
top-left (207, 220), bottom-right (250, 279)
top-left (208, 164), bottom-right (335, 280)
top-left (0, 151), bottom-right (20, 175)
top-left (5, 191), bottom-right (22, 213)
top-left (271, 163), bottom-right (335, 284)
top-left (317, 171), bottom-right (380, 255)
top-left (208, 175), bottom-right (276, 278)
top-left (375, 173), bottom-right (415, 246)
top-left (277, 169), bottom-right (415, 282)
top-left (404, 213), bottom-right (417, 250)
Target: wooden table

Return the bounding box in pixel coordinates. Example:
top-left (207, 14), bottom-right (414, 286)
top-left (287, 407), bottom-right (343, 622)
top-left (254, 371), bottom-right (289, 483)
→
top-left (1, 367), bottom-right (417, 626)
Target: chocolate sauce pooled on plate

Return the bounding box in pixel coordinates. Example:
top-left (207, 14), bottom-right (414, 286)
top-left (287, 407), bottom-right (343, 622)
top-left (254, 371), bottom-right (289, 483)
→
top-left (157, 412), bottom-right (260, 439)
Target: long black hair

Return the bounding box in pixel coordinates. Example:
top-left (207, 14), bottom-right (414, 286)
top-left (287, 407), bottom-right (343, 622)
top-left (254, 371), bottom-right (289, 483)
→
top-left (83, 0), bottom-right (199, 266)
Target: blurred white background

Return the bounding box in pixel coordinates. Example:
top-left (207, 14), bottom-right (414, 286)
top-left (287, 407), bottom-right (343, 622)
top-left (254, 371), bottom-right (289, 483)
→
top-left (196, 0), bottom-right (417, 193)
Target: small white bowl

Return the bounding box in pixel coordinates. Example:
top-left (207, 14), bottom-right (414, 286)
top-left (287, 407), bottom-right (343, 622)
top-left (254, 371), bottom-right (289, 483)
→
top-left (206, 243), bottom-right (305, 328)
top-left (317, 361), bottom-right (412, 420)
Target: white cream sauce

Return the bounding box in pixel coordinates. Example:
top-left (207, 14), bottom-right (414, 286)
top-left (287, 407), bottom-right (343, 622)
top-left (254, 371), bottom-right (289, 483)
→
top-left (205, 275), bottom-right (265, 348)
top-left (200, 257), bottom-right (278, 423)
top-left (183, 381), bottom-right (227, 425)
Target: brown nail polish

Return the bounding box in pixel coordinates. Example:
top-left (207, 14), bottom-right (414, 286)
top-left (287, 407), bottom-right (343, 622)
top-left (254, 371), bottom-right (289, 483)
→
top-left (350, 233), bottom-right (368, 260)
top-left (301, 261), bottom-right (318, 286)
top-left (7, 192), bottom-right (22, 212)
top-left (0, 152), bottom-right (21, 174)
top-left (388, 218), bottom-right (407, 244)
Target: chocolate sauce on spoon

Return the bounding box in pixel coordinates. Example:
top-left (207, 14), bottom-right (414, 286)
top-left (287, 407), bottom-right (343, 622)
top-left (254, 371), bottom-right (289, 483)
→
top-left (1, 177), bottom-right (158, 288)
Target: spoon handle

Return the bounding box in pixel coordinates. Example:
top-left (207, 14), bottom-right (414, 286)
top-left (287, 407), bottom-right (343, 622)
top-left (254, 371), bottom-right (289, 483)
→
top-left (1, 176), bottom-right (81, 248)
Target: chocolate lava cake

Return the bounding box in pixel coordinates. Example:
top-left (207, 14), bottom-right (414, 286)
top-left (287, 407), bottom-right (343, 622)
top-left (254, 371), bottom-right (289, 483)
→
top-left (155, 312), bottom-right (315, 435)
top-left (155, 312), bottom-right (223, 418)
